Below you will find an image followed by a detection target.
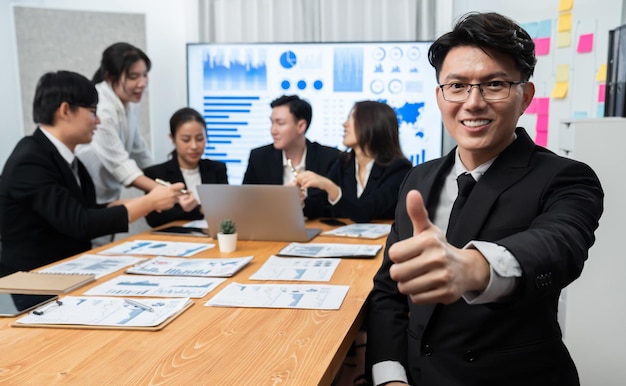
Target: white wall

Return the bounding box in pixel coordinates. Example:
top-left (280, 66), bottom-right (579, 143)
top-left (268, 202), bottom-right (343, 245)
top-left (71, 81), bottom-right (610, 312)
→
top-left (0, 0), bottom-right (199, 170)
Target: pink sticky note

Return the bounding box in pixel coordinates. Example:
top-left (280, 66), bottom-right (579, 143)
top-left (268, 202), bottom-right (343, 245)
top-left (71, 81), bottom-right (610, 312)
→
top-left (534, 130), bottom-right (548, 147)
top-left (598, 83), bottom-right (606, 102)
top-left (534, 37), bottom-right (551, 56)
top-left (577, 33), bottom-right (594, 53)
top-left (535, 97), bottom-right (550, 115)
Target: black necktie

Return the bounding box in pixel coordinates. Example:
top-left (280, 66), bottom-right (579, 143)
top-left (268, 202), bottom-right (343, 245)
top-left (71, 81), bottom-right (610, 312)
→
top-left (446, 173), bottom-right (476, 236)
top-left (70, 158), bottom-right (81, 187)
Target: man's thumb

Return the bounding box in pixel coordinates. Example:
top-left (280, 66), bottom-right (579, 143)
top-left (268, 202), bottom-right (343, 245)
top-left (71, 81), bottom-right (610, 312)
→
top-left (406, 190), bottom-right (431, 236)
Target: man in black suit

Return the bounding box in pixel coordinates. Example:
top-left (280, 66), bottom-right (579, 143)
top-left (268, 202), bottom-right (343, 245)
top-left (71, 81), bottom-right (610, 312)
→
top-left (0, 71), bottom-right (184, 275)
top-left (242, 95), bottom-right (340, 218)
top-left (367, 12), bottom-right (604, 386)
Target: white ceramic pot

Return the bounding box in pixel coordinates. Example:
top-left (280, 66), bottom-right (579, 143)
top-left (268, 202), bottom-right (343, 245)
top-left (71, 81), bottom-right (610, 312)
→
top-left (217, 233), bottom-right (237, 252)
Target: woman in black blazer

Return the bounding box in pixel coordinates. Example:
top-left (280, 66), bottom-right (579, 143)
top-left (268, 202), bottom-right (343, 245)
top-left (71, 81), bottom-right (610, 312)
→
top-left (296, 100), bottom-right (411, 223)
top-left (143, 107), bottom-right (228, 227)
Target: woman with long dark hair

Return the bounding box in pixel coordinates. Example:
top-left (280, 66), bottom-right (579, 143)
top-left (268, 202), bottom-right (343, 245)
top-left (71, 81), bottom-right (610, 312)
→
top-left (143, 107), bottom-right (228, 227)
top-left (296, 100), bottom-right (412, 222)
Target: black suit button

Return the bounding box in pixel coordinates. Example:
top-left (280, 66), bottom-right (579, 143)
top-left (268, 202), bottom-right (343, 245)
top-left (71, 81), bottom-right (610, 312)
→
top-left (423, 344), bottom-right (432, 356)
top-left (464, 350), bottom-right (476, 362)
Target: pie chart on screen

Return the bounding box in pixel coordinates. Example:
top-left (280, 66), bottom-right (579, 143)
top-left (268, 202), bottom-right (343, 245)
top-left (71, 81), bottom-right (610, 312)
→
top-left (280, 51), bottom-right (297, 68)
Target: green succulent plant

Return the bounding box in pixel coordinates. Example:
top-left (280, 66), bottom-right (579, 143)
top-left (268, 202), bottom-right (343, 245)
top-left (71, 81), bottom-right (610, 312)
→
top-left (219, 219), bottom-right (237, 234)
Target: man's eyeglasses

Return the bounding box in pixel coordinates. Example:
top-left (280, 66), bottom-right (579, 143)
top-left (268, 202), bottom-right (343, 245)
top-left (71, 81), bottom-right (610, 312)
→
top-left (438, 81), bottom-right (526, 102)
top-left (72, 104), bottom-right (98, 117)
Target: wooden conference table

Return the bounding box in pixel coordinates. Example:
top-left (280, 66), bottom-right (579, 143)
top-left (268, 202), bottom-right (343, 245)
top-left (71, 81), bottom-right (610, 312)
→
top-left (0, 220), bottom-right (388, 385)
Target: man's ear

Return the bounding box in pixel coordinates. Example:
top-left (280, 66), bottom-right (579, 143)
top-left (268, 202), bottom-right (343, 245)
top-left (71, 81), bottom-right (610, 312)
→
top-left (297, 119), bottom-right (307, 135)
top-left (56, 101), bottom-right (72, 122)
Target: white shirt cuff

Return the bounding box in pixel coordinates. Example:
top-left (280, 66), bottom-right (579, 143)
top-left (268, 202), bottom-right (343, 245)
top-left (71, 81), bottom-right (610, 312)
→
top-left (328, 187), bottom-right (342, 205)
top-left (372, 361), bottom-right (408, 386)
top-left (462, 240), bottom-right (522, 304)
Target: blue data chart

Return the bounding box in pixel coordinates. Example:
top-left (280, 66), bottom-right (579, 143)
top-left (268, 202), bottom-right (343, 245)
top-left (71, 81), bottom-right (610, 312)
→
top-left (188, 42), bottom-right (443, 184)
top-left (333, 47), bottom-right (364, 92)
top-left (203, 48), bottom-right (267, 90)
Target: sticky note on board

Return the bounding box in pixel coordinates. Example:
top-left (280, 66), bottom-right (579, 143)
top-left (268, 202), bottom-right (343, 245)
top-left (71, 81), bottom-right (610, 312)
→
top-left (558, 13), bottom-right (572, 32)
top-left (537, 19), bottom-right (553, 38)
top-left (596, 64), bottom-right (607, 81)
top-left (577, 33), bottom-right (594, 53)
top-left (559, 0), bottom-right (574, 12)
top-left (551, 82), bottom-right (569, 98)
top-left (535, 37), bottom-right (551, 55)
top-left (556, 64), bottom-right (570, 82)
top-left (598, 84), bottom-right (606, 102)
top-left (522, 22), bottom-right (539, 38)
top-left (557, 31), bottom-right (571, 48)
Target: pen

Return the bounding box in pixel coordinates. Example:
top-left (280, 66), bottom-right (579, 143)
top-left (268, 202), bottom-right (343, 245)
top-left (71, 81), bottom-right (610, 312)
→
top-left (124, 298), bottom-right (154, 312)
top-left (155, 178), bottom-right (189, 194)
top-left (32, 300), bottom-right (63, 315)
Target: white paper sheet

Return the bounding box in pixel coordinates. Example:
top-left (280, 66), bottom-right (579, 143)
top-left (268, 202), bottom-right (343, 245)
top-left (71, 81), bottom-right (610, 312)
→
top-left (249, 255), bottom-right (339, 281)
top-left (205, 282), bottom-right (349, 310)
top-left (126, 256), bottom-right (253, 277)
top-left (98, 240), bottom-right (214, 257)
top-left (39, 254), bottom-right (146, 279)
top-left (85, 275), bottom-right (225, 298)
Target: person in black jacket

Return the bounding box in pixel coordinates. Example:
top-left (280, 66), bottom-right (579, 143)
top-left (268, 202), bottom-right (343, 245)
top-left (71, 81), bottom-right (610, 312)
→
top-left (0, 71), bottom-right (183, 275)
top-left (143, 107), bottom-right (228, 228)
top-left (295, 100), bottom-right (411, 222)
top-left (242, 95), bottom-right (340, 218)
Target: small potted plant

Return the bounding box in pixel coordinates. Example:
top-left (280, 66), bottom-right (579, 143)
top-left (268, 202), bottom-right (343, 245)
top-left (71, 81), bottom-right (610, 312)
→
top-left (217, 219), bottom-right (237, 252)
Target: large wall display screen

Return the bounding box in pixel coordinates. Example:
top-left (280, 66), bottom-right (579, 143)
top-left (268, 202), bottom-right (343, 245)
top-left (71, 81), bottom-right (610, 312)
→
top-left (187, 42), bottom-right (442, 184)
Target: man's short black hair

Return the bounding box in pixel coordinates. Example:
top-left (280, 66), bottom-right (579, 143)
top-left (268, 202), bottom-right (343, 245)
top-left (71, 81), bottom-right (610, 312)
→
top-left (33, 71), bottom-right (98, 125)
top-left (270, 95), bottom-right (312, 132)
top-left (428, 12), bottom-right (536, 82)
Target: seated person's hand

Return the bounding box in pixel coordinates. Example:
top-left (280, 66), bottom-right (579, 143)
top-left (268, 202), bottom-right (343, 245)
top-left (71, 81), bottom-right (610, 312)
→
top-left (148, 182), bottom-right (185, 212)
top-left (178, 192), bottom-right (199, 212)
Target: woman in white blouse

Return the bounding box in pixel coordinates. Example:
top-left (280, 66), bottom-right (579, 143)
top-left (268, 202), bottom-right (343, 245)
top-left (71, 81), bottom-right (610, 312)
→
top-left (76, 42), bottom-right (158, 206)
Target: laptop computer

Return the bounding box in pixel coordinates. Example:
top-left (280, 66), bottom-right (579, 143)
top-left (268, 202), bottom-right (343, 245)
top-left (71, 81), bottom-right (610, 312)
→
top-left (196, 184), bottom-right (322, 242)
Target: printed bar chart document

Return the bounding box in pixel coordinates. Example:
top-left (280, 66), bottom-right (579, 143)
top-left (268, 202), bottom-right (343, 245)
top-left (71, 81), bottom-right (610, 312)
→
top-left (277, 242), bottom-right (381, 258)
top-left (322, 223), bottom-right (391, 239)
top-left (39, 254), bottom-right (145, 279)
top-left (205, 282), bottom-right (349, 310)
top-left (126, 256), bottom-right (253, 277)
top-left (13, 296), bottom-right (193, 330)
top-left (98, 240), bottom-right (214, 257)
top-left (249, 255), bottom-right (340, 281)
top-left (85, 275), bottom-right (225, 298)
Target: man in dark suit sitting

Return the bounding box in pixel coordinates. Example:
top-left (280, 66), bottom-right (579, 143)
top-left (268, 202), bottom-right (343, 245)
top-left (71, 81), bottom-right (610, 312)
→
top-left (366, 12), bottom-right (604, 386)
top-left (242, 95), bottom-right (340, 218)
top-left (0, 71), bottom-right (184, 275)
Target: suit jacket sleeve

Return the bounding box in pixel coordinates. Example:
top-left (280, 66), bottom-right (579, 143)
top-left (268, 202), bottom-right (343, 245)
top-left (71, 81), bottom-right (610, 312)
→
top-left (9, 143), bottom-right (127, 240)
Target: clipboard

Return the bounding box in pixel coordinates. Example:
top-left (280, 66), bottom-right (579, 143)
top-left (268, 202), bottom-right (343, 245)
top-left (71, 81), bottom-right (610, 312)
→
top-left (11, 297), bottom-right (194, 331)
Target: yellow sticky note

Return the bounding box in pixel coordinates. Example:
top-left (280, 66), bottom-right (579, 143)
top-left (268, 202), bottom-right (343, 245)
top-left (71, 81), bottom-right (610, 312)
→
top-left (558, 12), bottom-right (572, 32)
top-left (551, 82), bottom-right (569, 98)
top-left (559, 0), bottom-right (574, 12)
top-left (556, 64), bottom-right (570, 82)
top-left (556, 31), bottom-right (571, 47)
top-left (596, 63), bottom-right (607, 82)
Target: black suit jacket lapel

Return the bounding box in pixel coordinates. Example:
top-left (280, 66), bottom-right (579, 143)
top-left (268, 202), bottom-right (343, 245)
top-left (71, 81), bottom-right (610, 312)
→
top-left (447, 128), bottom-right (535, 247)
top-left (33, 129), bottom-right (83, 196)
